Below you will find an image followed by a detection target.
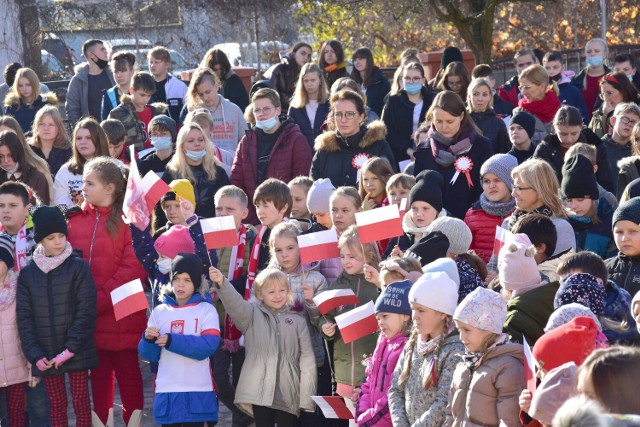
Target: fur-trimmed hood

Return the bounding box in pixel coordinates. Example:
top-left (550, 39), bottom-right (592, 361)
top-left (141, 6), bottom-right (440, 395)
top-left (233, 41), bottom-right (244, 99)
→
top-left (314, 120), bottom-right (387, 153)
top-left (4, 90), bottom-right (58, 108)
top-left (119, 93), bottom-right (168, 113)
top-left (618, 155), bottom-right (640, 174)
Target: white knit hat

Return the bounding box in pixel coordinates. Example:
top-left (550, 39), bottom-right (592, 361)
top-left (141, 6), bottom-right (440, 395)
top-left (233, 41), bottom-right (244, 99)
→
top-left (498, 240), bottom-right (541, 292)
top-left (426, 217), bottom-right (472, 255)
top-left (422, 257), bottom-right (460, 288)
top-left (408, 271), bottom-right (459, 316)
top-left (306, 178), bottom-right (335, 214)
top-left (454, 287), bottom-right (507, 334)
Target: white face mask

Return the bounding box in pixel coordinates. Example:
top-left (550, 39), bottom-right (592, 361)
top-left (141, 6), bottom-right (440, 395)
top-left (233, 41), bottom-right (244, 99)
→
top-left (157, 258), bottom-right (172, 275)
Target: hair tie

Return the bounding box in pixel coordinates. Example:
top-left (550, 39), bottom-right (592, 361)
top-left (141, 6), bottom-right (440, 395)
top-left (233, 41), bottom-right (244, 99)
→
top-left (605, 74), bottom-right (620, 86)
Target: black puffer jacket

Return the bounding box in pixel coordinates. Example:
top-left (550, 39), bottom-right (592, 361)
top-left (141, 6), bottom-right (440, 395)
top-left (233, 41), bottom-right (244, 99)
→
top-left (17, 251), bottom-right (98, 376)
top-left (470, 109), bottom-right (511, 154)
top-left (360, 67), bottom-right (391, 117)
top-left (606, 253), bottom-right (640, 298)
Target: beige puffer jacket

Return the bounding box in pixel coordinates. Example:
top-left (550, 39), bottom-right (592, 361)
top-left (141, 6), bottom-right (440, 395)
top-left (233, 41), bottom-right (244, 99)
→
top-left (0, 270), bottom-right (29, 386)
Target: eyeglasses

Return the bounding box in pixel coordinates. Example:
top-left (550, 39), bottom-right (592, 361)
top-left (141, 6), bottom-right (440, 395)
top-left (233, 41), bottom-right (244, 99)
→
top-left (334, 111), bottom-right (358, 121)
top-left (253, 106), bottom-right (275, 116)
top-left (403, 77), bottom-right (423, 84)
top-left (447, 81), bottom-right (462, 87)
top-left (512, 186), bottom-right (534, 192)
top-left (618, 116), bottom-right (639, 126)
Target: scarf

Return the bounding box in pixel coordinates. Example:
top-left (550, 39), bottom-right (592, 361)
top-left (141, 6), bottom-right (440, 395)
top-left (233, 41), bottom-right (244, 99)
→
top-left (402, 210), bottom-right (431, 241)
top-left (417, 322), bottom-right (457, 389)
top-left (479, 194), bottom-right (516, 218)
top-left (508, 204), bottom-right (554, 229)
top-left (518, 90), bottom-right (562, 123)
top-left (462, 333), bottom-right (509, 370)
top-left (428, 125), bottom-right (477, 167)
top-left (0, 220), bottom-right (29, 271)
top-left (0, 268), bottom-right (18, 311)
top-left (33, 242), bottom-right (73, 273)
top-left (224, 224), bottom-right (247, 342)
top-left (324, 61), bottom-right (348, 73)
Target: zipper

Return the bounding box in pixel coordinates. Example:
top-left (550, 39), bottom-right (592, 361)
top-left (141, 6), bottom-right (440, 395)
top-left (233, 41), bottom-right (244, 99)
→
top-left (88, 211), bottom-right (100, 264)
top-left (47, 273), bottom-right (59, 352)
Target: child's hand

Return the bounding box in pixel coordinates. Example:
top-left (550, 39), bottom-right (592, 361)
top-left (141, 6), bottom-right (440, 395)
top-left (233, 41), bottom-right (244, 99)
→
top-left (519, 389), bottom-right (532, 413)
top-left (209, 267), bottom-right (224, 287)
top-left (156, 334), bottom-right (169, 347)
top-left (363, 264), bottom-right (381, 288)
top-left (322, 322), bottom-right (337, 337)
top-left (351, 387), bottom-right (361, 404)
top-left (390, 245), bottom-right (404, 258)
top-left (301, 285), bottom-right (315, 303)
top-left (179, 198), bottom-right (196, 220)
top-left (362, 194), bottom-right (377, 211)
top-left (51, 349), bottom-right (74, 369)
top-left (145, 327), bottom-right (160, 341)
top-left (36, 358), bottom-right (52, 372)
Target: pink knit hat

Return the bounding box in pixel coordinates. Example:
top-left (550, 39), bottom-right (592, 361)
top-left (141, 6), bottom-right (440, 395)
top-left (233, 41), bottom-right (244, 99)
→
top-left (498, 234), bottom-right (541, 293)
top-left (154, 225), bottom-right (195, 259)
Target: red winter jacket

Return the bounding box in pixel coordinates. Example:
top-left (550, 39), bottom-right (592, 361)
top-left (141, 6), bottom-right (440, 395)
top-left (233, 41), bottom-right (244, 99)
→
top-left (67, 204), bottom-right (147, 351)
top-left (464, 201), bottom-right (513, 263)
top-left (231, 120), bottom-right (312, 225)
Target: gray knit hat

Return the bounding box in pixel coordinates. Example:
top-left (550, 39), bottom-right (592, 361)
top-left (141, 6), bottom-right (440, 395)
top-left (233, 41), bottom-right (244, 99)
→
top-left (306, 178), bottom-right (336, 214)
top-left (426, 216), bottom-right (472, 255)
top-left (149, 114), bottom-right (177, 142)
top-left (612, 197), bottom-right (640, 229)
top-left (480, 154), bottom-right (518, 191)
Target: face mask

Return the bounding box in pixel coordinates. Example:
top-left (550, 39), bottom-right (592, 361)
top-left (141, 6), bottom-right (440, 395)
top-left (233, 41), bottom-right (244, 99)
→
top-left (157, 258), bottom-right (172, 275)
top-left (92, 55), bottom-right (109, 70)
top-left (586, 55), bottom-right (604, 68)
top-left (0, 162), bottom-right (19, 174)
top-left (404, 83), bottom-right (422, 95)
top-left (629, 74), bottom-right (635, 82)
top-left (255, 116), bottom-right (279, 131)
top-left (551, 74), bottom-right (562, 82)
top-left (185, 149), bottom-right (206, 161)
top-left (151, 136), bottom-right (172, 152)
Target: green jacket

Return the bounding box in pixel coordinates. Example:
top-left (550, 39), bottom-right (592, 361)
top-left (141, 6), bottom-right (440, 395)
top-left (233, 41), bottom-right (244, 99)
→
top-left (107, 100), bottom-right (164, 151)
top-left (317, 271), bottom-right (379, 387)
top-left (503, 281), bottom-right (560, 345)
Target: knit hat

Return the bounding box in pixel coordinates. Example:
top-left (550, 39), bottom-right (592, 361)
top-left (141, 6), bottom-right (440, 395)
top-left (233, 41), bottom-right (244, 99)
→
top-left (510, 111), bottom-right (536, 139)
top-left (554, 273), bottom-right (606, 316)
top-left (529, 362), bottom-right (579, 425)
top-left (405, 231), bottom-right (449, 267)
top-left (545, 303), bottom-right (602, 333)
top-left (533, 316), bottom-right (598, 373)
top-left (375, 279), bottom-right (412, 316)
top-left (561, 155), bottom-right (599, 200)
top-left (612, 197), bottom-right (640, 228)
top-left (441, 46), bottom-right (463, 68)
top-left (149, 114), bottom-right (177, 142)
top-left (497, 239), bottom-right (541, 293)
top-left (161, 179), bottom-right (196, 208)
top-left (409, 170), bottom-right (444, 212)
top-left (427, 217), bottom-right (472, 255)
top-left (422, 257), bottom-right (460, 288)
top-left (171, 253), bottom-right (203, 292)
top-left (0, 233), bottom-right (14, 269)
top-left (453, 287), bottom-right (507, 334)
top-left (154, 225), bottom-right (196, 259)
top-left (306, 178), bottom-right (335, 214)
top-left (480, 154), bottom-right (518, 191)
top-left (409, 271), bottom-right (459, 316)
top-left (32, 205), bottom-right (68, 243)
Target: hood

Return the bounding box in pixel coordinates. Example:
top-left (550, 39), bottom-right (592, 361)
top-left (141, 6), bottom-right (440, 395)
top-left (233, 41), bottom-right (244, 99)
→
top-left (74, 62), bottom-right (90, 76)
top-left (557, 70), bottom-right (575, 85)
top-left (618, 156), bottom-right (640, 174)
top-left (483, 341), bottom-right (525, 363)
top-left (314, 120), bottom-right (387, 152)
top-left (3, 91), bottom-right (58, 109)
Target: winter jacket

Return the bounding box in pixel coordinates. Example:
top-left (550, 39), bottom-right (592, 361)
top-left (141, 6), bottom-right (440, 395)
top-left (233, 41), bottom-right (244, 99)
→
top-left (0, 270), bottom-right (29, 386)
top-left (220, 70), bottom-right (250, 112)
top-left (538, 249), bottom-right (574, 284)
top-left (311, 120), bottom-right (397, 188)
top-left (67, 204), bottom-right (147, 351)
top-left (497, 75), bottom-right (520, 110)
top-left (493, 92), bottom-right (515, 117)
top-left (382, 87), bottom-right (435, 163)
top-left (324, 65), bottom-right (349, 90)
top-left (107, 101), bottom-right (165, 152)
top-left (151, 74), bottom-right (188, 124)
top-left (318, 257), bottom-right (342, 286)
top-left (356, 333), bottom-right (409, 427)
top-left (470, 110), bottom-right (511, 154)
top-left (388, 331), bottom-right (465, 427)
top-left (17, 251), bottom-right (98, 375)
top-left (606, 252), bottom-right (640, 299)
top-left (266, 58), bottom-right (299, 111)
top-left (216, 277), bottom-right (317, 417)
top-left (617, 156), bottom-right (640, 200)
top-left (512, 106), bottom-right (551, 146)
top-left (557, 72), bottom-right (590, 124)
top-left (231, 120), bottom-right (312, 225)
top-left (508, 143), bottom-right (537, 164)
top-left (53, 165), bottom-right (83, 207)
top-left (138, 292), bottom-right (220, 424)
top-left (464, 200), bottom-right (513, 263)
top-left (503, 281), bottom-right (559, 345)
top-left (588, 104), bottom-right (613, 139)
top-left (362, 67), bottom-right (391, 117)
top-left (569, 197), bottom-right (615, 258)
top-left (101, 85), bottom-right (121, 120)
top-left (445, 342), bottom-right (525, 427)
top-left (31, 146), bottom-right (72, 177)
top-left (602, 280), bottom-right (640, 344)
top-left (288, 101), bottom-right (330, 150)
top-left (601, 135), bottom-right (632, 196)
top-left (414, 131), bottom-right (494, 219)
top-left (317, 272), bottom-right (379, 388)
top-left (534, 128), bottom-right (614, 193)
top-left (66, 64), bottom-right (115, 126)
top-left (4, 92), bottom-right (58, 134)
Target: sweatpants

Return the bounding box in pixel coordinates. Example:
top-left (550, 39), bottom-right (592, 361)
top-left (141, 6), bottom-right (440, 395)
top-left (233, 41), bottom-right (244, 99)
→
top-left (44, 370), bottom-right (91, 427)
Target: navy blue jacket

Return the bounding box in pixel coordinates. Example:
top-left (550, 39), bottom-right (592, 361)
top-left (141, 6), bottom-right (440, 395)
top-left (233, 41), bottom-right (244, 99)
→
top-left (470, 109), bottom-right (511, 154)
top-left (288, 101), bottom-right (329, 150)
top-left (558, 82), bottom-right (589, 124)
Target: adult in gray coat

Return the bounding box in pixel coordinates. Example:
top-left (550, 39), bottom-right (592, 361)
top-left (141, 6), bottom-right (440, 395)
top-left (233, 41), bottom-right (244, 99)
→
top-left (65, 39), bottom-right (114, 126)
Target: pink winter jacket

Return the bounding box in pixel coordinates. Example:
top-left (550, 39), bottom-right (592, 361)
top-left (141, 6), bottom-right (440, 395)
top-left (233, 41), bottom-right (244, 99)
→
top-left (1, 294), bottom-right (30, 386)
top-left (356, 333), bottom-right (409, 427)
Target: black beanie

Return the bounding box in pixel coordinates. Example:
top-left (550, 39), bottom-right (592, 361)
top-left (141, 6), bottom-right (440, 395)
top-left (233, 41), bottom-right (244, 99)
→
top-left (404, 231), bottom-right (450, 267)
top-left (441, 47), bottom-right (463, 68)
top-left (510, 111), bottom-right (536, 139)
top-left (613, 197), bottom-right (640, 229)
top-left (32, 206), bottom-right (68, 243)
top-left (171, 253), bottom-right (203, 292)
top-left (409, 170), bottom-right (444, 212)
top-left (561, 155), bottom-right (599, 200)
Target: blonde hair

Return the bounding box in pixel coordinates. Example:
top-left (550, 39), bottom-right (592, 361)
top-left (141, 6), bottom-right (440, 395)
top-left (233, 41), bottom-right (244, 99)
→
top-left (166, 122), bottom-right (219, 185)
top-left (358, 157), bottom-right (394, 200)
top-left (268, 222), bottom-right (302, 266)
top-left (12, 67), bottom-right (40, 105)
top-left (399, 317), bottom-right (452, 387)
top-left (253, 268), bottom-right (291, 302)
top-left (214, 184), bottom-right (248, 208)
top-left (31, 105), bottom-right (71, 150)
top-left (519, 64), bottom-right (559, 96)
top-left (632, 121), bottom-right (640, 156)
top-left (338, 225), bottom-right (379, 267)
top-left (512, 158), bottom-right (566, 218)
top-left (184, 108), bottom-right (214, 133)
top-left (330, 186), bottom-right (362, 211)
top-left (289, 63), bottom-right (329, 109)
top-left (565, 142), bottom-right (596, 164)
top-left (466, 78), bottom-right (494, 113)
top-left (186, 68), bottom-right (219, 110)
top-left (386, 173), bottom-right (416, 193)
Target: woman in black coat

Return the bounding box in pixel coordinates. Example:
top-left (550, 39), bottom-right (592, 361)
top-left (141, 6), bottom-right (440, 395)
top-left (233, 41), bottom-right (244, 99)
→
top-left (351, 47), bottom-right (391, 117)
top-left (318, 40), bottom-right (349, 89)
top-left (467, 78), bottom-right (511, 154)
top-left (267, 42), bottom-right (312, 111)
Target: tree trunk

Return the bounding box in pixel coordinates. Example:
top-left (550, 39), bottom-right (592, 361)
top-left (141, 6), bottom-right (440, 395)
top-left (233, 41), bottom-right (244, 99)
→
top-left (16, 0), bottom-right (42, 76)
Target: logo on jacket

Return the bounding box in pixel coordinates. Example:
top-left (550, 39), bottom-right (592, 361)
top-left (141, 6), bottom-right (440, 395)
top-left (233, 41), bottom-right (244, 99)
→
top-left (170, 320), bottom-right (185, 334)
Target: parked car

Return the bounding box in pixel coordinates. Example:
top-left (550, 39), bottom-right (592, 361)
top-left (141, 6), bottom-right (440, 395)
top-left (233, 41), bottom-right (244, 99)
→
top-left (106, 38), bottom-right (154, 58)
top-left (42, 33), bottom-right (76, 74)
top-left (41, 50), bottom-right (72, 81)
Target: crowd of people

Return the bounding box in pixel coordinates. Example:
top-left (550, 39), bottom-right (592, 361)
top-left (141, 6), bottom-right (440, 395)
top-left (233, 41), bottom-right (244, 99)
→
top-left (0, 34), bottom-right (639, 427)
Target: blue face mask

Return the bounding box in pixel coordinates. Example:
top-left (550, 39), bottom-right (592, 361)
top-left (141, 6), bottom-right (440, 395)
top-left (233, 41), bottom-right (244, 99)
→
top-left (255, 116), bottom-right (279, 131)
top-left (404, 83), bottom-right (422, 95)
top-left (629, 74), bottom-right (635, 82)
top-left (185, 149), bottom-right (206, 161)
top-left (586, 55), bottom-right (604, 68)
top-left (150, 136), bottom-right (172, 152)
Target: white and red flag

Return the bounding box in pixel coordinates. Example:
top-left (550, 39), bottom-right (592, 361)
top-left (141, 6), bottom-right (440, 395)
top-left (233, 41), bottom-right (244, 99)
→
top-left (111, 279), bottom-right (149, 321)
top-left (523, 337), bottom-right (537, 393)
top-left (335, 301), bottom-right (378, 343)
top-left (492, 226), bottom-right (515, 256)
top-left (141, 171), bottom-right (172, 211)
top-left (355, 204), bottom-right (403, 244)
top-left (399, 198), bottom-right (409, 217)
top-left (201, 216), bottom-right (238, 249)
top-left (298, 229), bottom-right (339, 264)
top-left (313, 289), bottom-right (360, 315)
top-left (311, 396), bottom-right (355, 419)
top-left (122, 146), bottom-right (150, 230)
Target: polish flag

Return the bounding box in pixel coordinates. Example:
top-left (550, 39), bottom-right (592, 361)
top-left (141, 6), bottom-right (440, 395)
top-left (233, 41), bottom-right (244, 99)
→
top-left (399, 198), bottom-right (409, 217)
top-left (122, 146), bottom-right (150, 230)
top-left (111, 279), bottom-right (149, 321)
top-left (492, 226), bottom-right (515, 256)
top-left (298, 229), bottom-right (339, 264)
top-left (313, 289), bottom-right (360, 315)
top-left (201, 216), bottom-right (238, 249)
top-left (523, 337), bottom-right (537, 392)
top-left (335, 301), bottom-right (378, 343)
top-left (311, 396), bottom-right (355, 419)
top-left (141, 171), bottom-right (172, 211)
top-left (355, 204), bottom-right (403, 244)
